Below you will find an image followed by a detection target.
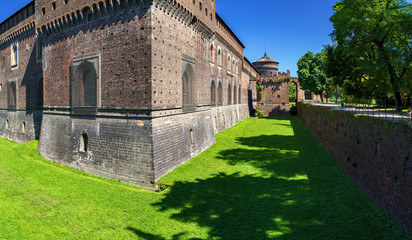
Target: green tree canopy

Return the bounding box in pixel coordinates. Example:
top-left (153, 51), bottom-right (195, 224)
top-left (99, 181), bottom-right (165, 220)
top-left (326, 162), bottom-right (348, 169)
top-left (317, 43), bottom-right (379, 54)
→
top-left (330, 0), bottom-right (412, 108)
top-left (297, 50), bottom-right (330, 102)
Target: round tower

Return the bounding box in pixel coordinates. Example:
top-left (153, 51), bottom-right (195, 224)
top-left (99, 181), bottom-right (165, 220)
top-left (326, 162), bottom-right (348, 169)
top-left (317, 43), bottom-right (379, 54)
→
top-left (252, 52), bottom-right (279, 76)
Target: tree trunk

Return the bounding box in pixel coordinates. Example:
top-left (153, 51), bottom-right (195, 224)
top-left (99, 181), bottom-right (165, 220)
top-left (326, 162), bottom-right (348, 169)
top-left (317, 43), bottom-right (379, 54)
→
top-left (395, 91), bottom-right (402, 111)
top-left (375, 40), bottom-right (403, 110)
top-left (335, 85), bottom-right (338, 103)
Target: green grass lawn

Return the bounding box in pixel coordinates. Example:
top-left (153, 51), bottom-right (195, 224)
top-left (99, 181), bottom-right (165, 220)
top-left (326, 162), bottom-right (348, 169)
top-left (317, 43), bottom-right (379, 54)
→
top-left (0, 117), bottom-right (411, 239)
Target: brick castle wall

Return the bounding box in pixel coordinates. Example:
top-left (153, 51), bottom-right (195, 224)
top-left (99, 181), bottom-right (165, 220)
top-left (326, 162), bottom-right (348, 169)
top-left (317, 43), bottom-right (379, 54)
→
top-left (298, 102), bottom-right (412, 232)
top-left (0, 0), bottom-right (254, 189)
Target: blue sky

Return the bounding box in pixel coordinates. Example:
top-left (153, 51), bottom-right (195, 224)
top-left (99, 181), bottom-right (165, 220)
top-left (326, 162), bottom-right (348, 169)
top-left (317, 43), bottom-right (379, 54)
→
top-left (1, 0), bottom-right (336, 76)
top-left (216, 0), bottom-right (336, 76)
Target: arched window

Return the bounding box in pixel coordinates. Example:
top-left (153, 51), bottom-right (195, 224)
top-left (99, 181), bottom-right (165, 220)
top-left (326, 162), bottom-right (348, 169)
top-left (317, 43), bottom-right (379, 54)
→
top-left (80, 133), bottom-right (88, 152)
top-left (218, 81), bottom-right (222, 105)
top-left (211, 80), bottom-right (216, 105)
top-left (11, 44), bottom-right (18, 67)
top-left (232, 60), bottom-right (235, 74)
top-left (235, 62), bottom-right (238, 75)
top-left (8, 81), bottom-right (16, 108)
top-left (182, 64), bottom-right (196, 106)
top-left (228, 83), bottom-right (232, 105)
top-left (234, 84), bottom-right (237, 104)
top-left (238, 85), bottom-right (241, 103)
top-left (217, 48), bottom-right (222, 66)
top-left (227, 56), bottom-right (231, 72)
top-left (73, 61), bottom-right (97, 107)
top-left (210, 44), bottom-right (214, 63)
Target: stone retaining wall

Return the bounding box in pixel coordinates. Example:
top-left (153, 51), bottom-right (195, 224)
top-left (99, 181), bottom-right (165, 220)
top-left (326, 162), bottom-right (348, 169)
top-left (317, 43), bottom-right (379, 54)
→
top-left (298, 102), bottom-right (412, 232)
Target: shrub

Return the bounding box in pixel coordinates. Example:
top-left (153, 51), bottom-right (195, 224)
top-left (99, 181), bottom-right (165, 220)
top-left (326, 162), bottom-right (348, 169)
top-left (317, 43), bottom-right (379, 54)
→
top-left (256, 81), bottom-right (264, 101)
top-left (255, 106), bottom-right (264, 117)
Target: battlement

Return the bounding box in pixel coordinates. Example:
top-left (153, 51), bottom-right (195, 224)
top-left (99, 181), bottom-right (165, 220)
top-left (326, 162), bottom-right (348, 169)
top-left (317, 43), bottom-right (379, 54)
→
top-left (216, 14), bottom-right (244, 56)
top-left (0, 1), bottom-right (35, 36)
top-left (278, 70), bottom-right (291, 79)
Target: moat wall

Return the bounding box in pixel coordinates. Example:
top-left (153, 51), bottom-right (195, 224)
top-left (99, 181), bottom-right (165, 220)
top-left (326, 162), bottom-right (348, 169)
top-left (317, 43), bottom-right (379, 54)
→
top-left (38, 113), bottom-right (155, 189)
top-left (298, 102), bottom-right (412, 232)
top-left (0, 110), bottom-right (42, 143)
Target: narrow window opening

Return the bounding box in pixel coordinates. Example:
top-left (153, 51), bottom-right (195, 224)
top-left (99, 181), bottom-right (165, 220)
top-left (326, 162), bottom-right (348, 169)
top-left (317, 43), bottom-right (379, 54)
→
top-left (211, 80), bottom-right (216, 105)
top-left (210, 44), bottom-right (214, 63)
top-left (199, 2), bottom-right (202, 10)
top-left (6, 119), bottom-right (9, 129)
top-left (218, 81), bottom-right (222, 105)
top-left (8, 81), bottom-right (17, 108)
top-left (228, 83), bottom-right (232, 105)
top-left (189, 129), bottom-right (194, 145)
top-left (80, 133), bottom-right (88, 152)
top-left (238, 85), bottom-right (241, 103)
top-left (36, 37), bottom-right (42, 61)
top-left (217, 48), bottom-right (222, 66)
top-left (22, 122), bottom-right (26, 133)
top-left (11, 44), bottom-right (18, 67)
top-left (64, 0), bottom-right (68, 4)
top-left (42, 8), bottom-right (46, 15)
top-left (233, 84), bottom-right (237, 104)
top-left (52, 2), bottom-right (56, 10)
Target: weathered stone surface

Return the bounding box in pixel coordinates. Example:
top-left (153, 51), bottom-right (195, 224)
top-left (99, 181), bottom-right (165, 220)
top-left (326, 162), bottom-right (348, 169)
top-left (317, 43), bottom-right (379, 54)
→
top-left (0, 110), bottom-right (42, 143)
top-left (39, 113), bottom-right (155, 189)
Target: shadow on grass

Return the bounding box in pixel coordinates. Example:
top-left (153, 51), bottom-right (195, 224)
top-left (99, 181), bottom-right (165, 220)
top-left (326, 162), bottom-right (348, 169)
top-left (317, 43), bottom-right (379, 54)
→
top-left (133, 117), bottom-right (411, 239)
top-left (126, 227), bottom-right (195, 240)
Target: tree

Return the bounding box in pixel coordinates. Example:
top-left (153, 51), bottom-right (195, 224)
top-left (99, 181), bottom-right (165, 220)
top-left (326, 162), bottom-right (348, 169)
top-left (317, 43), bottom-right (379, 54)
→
top-left (297, 50), bottom-right (331, 102)
top-left (289, 82), bottom-right (297, 102)
top-left (324, 44), bottom-right (349, 102)
top-left (330, 0), bottom-right (412, 109)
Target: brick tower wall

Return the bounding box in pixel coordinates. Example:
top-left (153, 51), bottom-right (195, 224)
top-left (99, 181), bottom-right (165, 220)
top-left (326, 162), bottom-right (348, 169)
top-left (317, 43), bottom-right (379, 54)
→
top-left (37, 1), bottom-right (158, 189)
top-left (0, 1), bottom-right (43, 143)
top-left (150, 6), bottom-right (249, 180)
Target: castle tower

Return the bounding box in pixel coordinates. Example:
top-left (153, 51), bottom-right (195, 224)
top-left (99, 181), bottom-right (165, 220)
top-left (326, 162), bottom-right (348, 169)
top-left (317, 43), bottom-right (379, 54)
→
top-left (252, 52), bottom-right (279, 76)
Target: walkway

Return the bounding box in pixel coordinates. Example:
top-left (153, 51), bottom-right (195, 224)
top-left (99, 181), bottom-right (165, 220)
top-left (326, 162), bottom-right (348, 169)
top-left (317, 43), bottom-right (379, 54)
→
top-left (306, 101), bottom-right (412, 122)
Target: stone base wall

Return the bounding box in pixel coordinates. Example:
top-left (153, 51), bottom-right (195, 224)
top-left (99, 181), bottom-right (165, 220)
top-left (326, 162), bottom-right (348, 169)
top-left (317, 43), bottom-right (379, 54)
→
top-left (0, 102), bottom-right (252, 190)
top-left (0, 110), bottom-right (42, 143)
top-left (153, 104), bottom-right (249, 181)
top-left (152, 110), bottom-right (215, 180)
top-left (37, 104), bottom-right (250, 189)
top-left (38, 113), bottom-right (155, 189)
top-left (298, 102), bottom-right (412, 232)
top-left (259, 103), bottom-right (290, 116)
top-left (211, 104), bottom-right (249, 134)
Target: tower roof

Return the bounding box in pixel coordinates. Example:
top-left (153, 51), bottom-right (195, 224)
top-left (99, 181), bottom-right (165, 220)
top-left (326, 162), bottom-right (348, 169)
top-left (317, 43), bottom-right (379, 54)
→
top-left (255, 52), bottom-right (278, 64)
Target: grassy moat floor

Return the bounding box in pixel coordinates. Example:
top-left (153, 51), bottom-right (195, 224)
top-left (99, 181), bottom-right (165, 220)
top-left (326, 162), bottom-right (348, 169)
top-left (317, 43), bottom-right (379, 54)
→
top-left (0, 117), bottom-right (411, 239)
